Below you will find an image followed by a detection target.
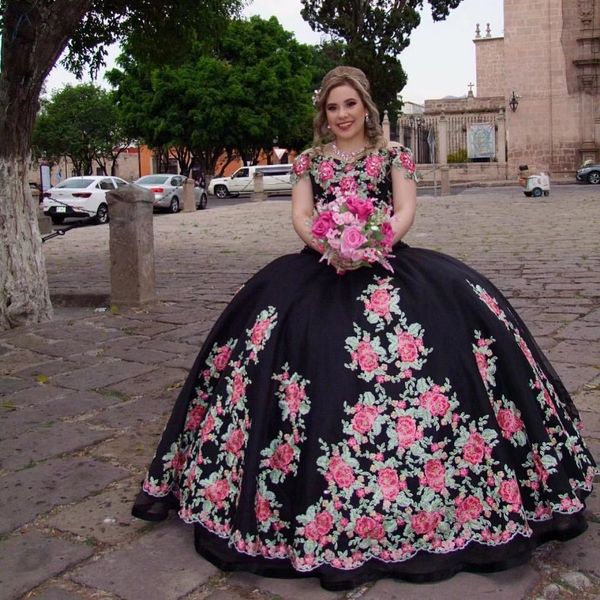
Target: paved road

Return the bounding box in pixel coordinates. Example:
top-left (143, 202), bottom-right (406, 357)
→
top-left (1, 185), bottom-right (599, 600)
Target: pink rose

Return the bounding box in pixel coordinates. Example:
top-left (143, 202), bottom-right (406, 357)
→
top-left (396, 415), bottom-right (417, 448)
top-left (185, 404), bottom-right (206, 430)
top-left (205, 479), bottom-right (230, 506)
top-left (480, 290), bottom-right (502, 316)
top-left (329, 456), bottom-right (355, 488)
top-left (424, 459), bottom-right (446, 492)
top-left (231, 373), bottom-right (246, 403)
top-left (456, 495), bottom-right (483, 523)
top-left (352, 404), bottom-right (379, 434)
top-left (311, 211), bottom-right (335, 239)
top-left (355, 341), bottom-right (379, 372)
top-left (251, 319), bottom-right (271, 346)
top-left (340, 226), bottom-right (367, 258)
top-left (463, 432), bottom-right (486, 464)
top-left (225, 428), bottom-right (245, 455)
top-left (255, 494), bottom-right (272, 522)
top-left (377, 467), bottom-right (400, 501)
top-left (497, 409), bottom-right (523, 435)
top-left (304, 520), bottom-right (321, 540)
top-left (318, 160), bottom-right (335, 182)
top-left (500, 479), bottom-right (522, 507)
top-left (270, 443), bottom-right (295, 471)
top-left (170, 451), bottom-right (186, 472)
top-left (293, 153), bottom-right (310, 176)
top-left (339, 176), bottom-right (358, 194)
top-left (201, 413), bottom-right (215, 442)
top-left (420, 389), bottom-right (450, 417)
top-left (397, 332), bottom-right (421, 363)
top-left (381, 221), bottom-right (394, 247)
top-left (411, 511), bottom-right (441, 535)
top-left (398, 151), bottom-right (416, 175)
top-left (346, 195), bottom-right (374, 221)
top-left (314, 511), bottom-right (334, 536)
top-left (366, 289), bottom-right (390, 316)
top-left (214, 345), bottom-right (231, 371)
top-left (285, 382), bottom-right (303, 415)
top-left (354, 516), bottom-right (384, 539)
top-left (365, 155), bottom-right (384, 178)
top-left (475, 352), bottom-right (488, 381)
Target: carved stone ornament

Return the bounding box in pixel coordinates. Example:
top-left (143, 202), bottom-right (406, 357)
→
top-left (578, 0), bottom-right (594, 27)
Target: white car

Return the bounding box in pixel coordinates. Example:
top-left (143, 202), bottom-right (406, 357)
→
top-left (208, 164), bottom-right (293, 198)
top-left (42, 175), bottom-right (129, 225)
top-left (134, 174), bottom-right (208, 212)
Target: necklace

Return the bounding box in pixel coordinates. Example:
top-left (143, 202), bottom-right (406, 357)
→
top-left (331, 142), bottom-right (365, 161)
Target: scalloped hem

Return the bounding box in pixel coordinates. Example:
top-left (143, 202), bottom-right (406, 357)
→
top-left (192, 511), bottom-right (588, 591)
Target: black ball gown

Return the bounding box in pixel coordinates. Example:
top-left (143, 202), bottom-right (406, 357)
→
top-left (133, 147), bottom-right (597, 591)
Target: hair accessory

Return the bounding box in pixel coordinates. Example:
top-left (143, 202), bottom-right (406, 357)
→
top-left (312, 88), bottom-right (321, 107)
top-left (331, 143), bottom-right (365, 161)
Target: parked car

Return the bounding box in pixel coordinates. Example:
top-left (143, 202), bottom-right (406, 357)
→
top-left (134, 174), bottom-right (208, 212)
top-left (42, 175), bottom-right (129, 225)
top-left (576, 160), bottom-right (600, 184)
top-left (208, 164), bottom-right (293, 198)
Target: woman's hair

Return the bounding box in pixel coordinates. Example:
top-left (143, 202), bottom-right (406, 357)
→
top-left (312, 66), bottom-right (385, 153)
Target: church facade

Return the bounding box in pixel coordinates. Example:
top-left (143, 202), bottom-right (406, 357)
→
top-left (476, 0), bottom-right (600, 178)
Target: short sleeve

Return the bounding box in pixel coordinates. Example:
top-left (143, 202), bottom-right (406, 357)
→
top-left (390, 145), bottom-right (419, 182)
top-left (290, 151), bottom-right (312, 186)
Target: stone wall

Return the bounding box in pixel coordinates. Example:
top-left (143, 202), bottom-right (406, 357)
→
top-left (475, 37), bottom-right (506, 98)
top-left (504, 0), bottom-right (600, 179)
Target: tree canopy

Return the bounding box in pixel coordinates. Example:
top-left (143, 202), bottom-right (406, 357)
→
top-left (108, 16), bottom-right (319, 175)
top-left (300, 0), bottom-right (465, 115)
top-left (33, 84), bottom-right (129, 176)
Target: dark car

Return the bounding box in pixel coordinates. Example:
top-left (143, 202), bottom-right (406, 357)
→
top-left (576, 161), bottom-right (600, 184)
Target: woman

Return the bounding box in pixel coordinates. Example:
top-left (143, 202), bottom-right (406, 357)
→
top-left (133, 66), bottom-right (597, 591)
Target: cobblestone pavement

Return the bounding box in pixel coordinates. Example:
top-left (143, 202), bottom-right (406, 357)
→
top-left (1, 184), bottom-right (599, 600)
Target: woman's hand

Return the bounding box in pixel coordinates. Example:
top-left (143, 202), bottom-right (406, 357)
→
top-left (329, 254), bottom-right (363, 273)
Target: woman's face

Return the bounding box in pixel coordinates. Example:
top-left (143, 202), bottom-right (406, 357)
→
top-left (324, 84), bottom-right (367, 145)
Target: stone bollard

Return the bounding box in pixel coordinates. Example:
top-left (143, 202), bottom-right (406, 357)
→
top-left (251, 170), bottom-right (265, 202)
top-left (182, 177), bottom-right (196, 212)
top-left (440, 166), bottom-right (450, 196)
top-left (107, 185), bottom-right (156, 307)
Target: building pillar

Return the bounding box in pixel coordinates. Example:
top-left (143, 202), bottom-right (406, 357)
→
top-left (496, 109), bottom-right (506, 164)
top-left (438, 113), bottom-right (448, 165)
top-left (382, 110), bottom-right (391, 140)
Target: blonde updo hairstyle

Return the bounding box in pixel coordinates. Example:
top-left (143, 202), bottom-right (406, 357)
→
top-left (312, 66), bottom-right (385, 153)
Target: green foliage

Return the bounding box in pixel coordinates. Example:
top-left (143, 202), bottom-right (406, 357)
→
top-left (300, 0), bottom-right (465, 114)
top-left (447, 148), bottom-right (468, 163)
top-left (33, 84), bottom-right (129, 175)
top-left (62, 0), bottom-right (245, 76)
top-left (109, 16), bottom-right (318, 174)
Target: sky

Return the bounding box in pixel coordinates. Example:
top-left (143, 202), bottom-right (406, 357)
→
top-left (45, 0), bottom-right (504, 105)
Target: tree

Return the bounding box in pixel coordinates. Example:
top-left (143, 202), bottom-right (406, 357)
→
top-left (0, 0), bottom-right (243, 330)
top-left (33, 84), bottom-right (129, 176)
top-left (109, 17), bottom-right (318, 176)
top-left (300, 0), bottom-right (464, 115)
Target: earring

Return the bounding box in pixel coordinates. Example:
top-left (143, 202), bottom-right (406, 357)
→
top-left (365, 113), bottom-right (370, 122)
top-left (327, 124), bottom-right (331, 129)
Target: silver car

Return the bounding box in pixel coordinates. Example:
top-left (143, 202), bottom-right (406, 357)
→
top-left (134, 174), bottom-right (208, 212)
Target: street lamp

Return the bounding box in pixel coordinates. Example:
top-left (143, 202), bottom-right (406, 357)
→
top-left (509, 91), bottom-right (519, 112)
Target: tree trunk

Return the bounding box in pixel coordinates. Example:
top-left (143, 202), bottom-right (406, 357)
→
top-left (0, 0), bottom-right (92, 329)
top-left (0, 157), bottom-right (53, 328)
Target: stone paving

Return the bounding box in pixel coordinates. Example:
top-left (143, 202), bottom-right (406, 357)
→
top-left (1, 184), bottom-right (599, 600)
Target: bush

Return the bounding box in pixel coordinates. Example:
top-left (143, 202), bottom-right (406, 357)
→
top-left (447, 148), bottom-right (468, 163)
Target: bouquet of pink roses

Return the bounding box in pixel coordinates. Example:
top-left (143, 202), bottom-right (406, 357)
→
top-left (311, 193), bottom-right (395, 274)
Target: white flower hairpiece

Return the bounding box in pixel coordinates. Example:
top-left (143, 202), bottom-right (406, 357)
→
top-left (312, 88), bottom-right (321, 107)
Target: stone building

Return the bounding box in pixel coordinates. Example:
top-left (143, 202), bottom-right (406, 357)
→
top-left (481, 0), bottom-right (600, 178)
top-left (398, 0), bottom-right (600, 183)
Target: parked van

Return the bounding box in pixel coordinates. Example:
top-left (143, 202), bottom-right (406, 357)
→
top-left (208, 164), bottom-right (293, 198)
